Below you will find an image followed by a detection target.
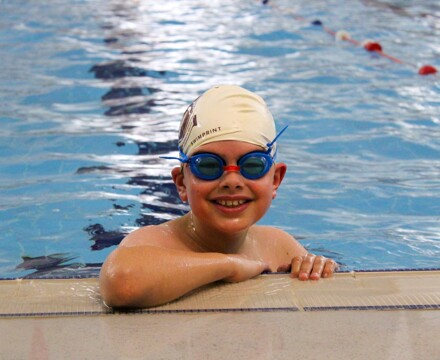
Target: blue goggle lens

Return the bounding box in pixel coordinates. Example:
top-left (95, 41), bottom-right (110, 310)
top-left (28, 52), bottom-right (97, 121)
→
top-left (192, 156), bottom-right (223, 180)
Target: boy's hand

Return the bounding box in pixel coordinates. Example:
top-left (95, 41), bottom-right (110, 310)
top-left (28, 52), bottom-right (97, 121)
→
top-left (290, 253), bottom-right (338, 280)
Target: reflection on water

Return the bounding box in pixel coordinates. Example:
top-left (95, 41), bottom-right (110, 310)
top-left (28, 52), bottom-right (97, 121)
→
top-left (76, 1), bottom-right (191, 260)
top-left (16, 253), bottom-right (77, 272)
top-left (15, 253), bottom-right (102, 279)
top-left (0, 0), bottom-right (439, 278)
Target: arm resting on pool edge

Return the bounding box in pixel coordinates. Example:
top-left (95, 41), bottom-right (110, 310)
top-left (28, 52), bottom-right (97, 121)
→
top-left (99, 245), bottom-right (269, 308)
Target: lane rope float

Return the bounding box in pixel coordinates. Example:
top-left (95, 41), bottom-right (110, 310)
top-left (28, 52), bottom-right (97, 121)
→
top-left (260, 0), bottom-right (438, 76)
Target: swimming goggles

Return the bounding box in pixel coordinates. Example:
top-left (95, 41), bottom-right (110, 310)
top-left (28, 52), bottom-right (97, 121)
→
top-left (186, 151), bottom-right (273, 180)
top-left (162, 125), bottom-right (288, 181)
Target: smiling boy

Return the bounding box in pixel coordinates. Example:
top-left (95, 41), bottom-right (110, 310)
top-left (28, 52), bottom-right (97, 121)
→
top-left (100, 85), bottom-right (337, 308)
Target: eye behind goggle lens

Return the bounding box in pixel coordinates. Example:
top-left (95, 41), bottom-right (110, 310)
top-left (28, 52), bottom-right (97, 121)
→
top-left (191, 155), bottom-right (223, 180)
top-left (240, 154), bottom-right (271, 179)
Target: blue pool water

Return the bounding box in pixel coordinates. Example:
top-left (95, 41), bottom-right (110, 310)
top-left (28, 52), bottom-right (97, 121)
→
top-left (0, 0), bottom-right (439, 279)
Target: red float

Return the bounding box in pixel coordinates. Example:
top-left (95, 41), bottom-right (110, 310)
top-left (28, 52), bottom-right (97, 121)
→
top-left (364, 42), bottom-right (383, 52)
top-left (418, 65), bottom-right (438, 76)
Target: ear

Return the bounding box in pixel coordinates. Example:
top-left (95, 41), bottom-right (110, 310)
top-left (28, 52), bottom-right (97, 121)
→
top-left (272, 163), bottom-right (287, 199)
top-left (171, 166), bottom-right (188, 202)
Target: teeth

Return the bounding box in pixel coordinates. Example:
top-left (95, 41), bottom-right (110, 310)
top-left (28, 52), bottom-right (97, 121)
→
top-left (217, 199), bottom-right (246, 207)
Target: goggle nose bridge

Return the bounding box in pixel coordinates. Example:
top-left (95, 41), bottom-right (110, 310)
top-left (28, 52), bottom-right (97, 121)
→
top-left (223, 165), bottom-right (240, 172)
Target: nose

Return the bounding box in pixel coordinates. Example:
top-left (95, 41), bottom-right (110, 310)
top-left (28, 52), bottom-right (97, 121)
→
top-left (218, 166), bottom-right (244, 189)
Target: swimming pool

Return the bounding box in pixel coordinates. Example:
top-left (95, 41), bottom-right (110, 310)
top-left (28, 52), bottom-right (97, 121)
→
top-left (0, 0), bottom-right (439, 279)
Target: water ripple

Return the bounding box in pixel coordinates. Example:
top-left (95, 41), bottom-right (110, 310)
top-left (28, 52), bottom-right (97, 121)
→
top-left (0, 0), bottom-right (439, 277)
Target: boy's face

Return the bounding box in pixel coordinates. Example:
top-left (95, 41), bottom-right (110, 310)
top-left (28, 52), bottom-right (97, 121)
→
top-left (172, 140), bottom-right (286, 235)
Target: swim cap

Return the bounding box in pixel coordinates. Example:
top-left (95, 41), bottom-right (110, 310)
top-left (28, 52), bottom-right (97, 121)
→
top-left (178, 85), bottom-right (277, 156)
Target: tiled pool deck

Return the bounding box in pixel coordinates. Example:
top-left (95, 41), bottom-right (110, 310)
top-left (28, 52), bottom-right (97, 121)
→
top-left (1, 271), bottom-right (439, 359)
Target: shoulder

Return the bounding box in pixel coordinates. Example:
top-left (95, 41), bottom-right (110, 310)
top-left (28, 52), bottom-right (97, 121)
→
top-left (119, 222), bottom-right (179, 248)
top-left (251, 225), bottom-right (306, 254)
top-left (251, 225), bottom-right (295, 241)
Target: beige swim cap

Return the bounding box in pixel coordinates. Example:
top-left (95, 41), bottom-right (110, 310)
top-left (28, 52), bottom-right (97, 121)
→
top-left (178, 85), bottom-right (277, 156)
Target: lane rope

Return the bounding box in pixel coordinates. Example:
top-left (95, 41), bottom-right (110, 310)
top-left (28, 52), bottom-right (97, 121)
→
top-left (260, 0), bottom-right (438, 76)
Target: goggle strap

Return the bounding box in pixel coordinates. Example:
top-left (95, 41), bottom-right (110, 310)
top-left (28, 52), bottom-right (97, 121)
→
top-left (178, 147), bottom-right (189, 163)
top-left (160, 147), bottom-right (189, 163)
top-left (160, 155), bottom-right (182, 161)
top-left (266, 125), bottom-right (289, 151)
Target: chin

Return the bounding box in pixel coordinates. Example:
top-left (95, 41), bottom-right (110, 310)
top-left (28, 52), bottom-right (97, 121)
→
top-left (215, 218), bottom-right (256, 234)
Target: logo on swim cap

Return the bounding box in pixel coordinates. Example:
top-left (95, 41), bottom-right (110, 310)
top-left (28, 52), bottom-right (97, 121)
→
top-left (179, 99), bottom-right (199, 148)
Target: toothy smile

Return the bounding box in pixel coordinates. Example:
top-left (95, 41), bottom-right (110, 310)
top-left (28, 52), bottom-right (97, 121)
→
top-left (216, 199), bottom-right (247, 208)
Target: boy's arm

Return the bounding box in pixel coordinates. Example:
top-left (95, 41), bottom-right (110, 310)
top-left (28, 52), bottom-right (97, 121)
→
top-left (99, 245), bottom-right (268, 308)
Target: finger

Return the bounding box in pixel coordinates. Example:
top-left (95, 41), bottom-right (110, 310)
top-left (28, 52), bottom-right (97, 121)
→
top-left (322, 259), bottom-right (338, 278)
top-left (290, 255), bottom-right (304, 278)
top-left (309, 255), bottom-right (327, 280)
top-left (298, 253), bottom-right (316, 280)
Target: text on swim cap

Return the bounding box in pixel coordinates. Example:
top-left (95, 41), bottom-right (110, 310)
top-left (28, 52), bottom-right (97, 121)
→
top-left (189, 126), bottom-right (222, 148)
